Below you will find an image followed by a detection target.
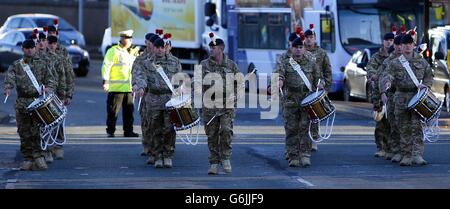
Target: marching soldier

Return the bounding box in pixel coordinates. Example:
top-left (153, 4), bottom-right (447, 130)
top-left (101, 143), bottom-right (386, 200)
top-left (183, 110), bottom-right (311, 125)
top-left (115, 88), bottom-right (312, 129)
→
top-left (381, 33), bottom-right (433, 166)
top-left (275, 36), bottom-right (324, 167)
top-left (366, 31), bottom-right (394, 159)
top-left (102, 29), bottom-right (139, 138)
top-left (132, 32), bottom-right (156, 159)
top-left (379, 34), bottom-right (404, 163)
top-left (304, 24), bottom-right (332, 152)
top-left (3, 39), bottom-right (56, 170)
top-left (134, 37), bottom-right (182, 168)
top-left (196, 34), bottom-right (239, 174)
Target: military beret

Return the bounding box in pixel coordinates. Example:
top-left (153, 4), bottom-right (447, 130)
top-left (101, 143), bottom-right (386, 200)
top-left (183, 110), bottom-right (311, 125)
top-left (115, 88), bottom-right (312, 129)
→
top-left (149, 34), bottom-right (160, 43)
top-left (47, 35), bottom-right (58, 44)
top-left (145, 33), bottom-right (156, 41)
top-left (47, 25), bottom-right (57, 32)
top-left (394, 35), bottom-right (403, 45)
top-left (288, 32), bottom-right (299, 42)
top-left (291, 37), bottom-right (304, 47)
top-left (401, 34), bottom-right (414, 44)
top-left (38, 32), bottom-right (46, 40)
top-left (304, 24), bottom-right (315, 36)
top-left (22, 39), bottom-right (35, 48)
top-left (153, 37), bottom-right (165, 48)
top-left (384, 32), bottom-right (395, 40)
top-left (209, 38), bottom-right (225, 47)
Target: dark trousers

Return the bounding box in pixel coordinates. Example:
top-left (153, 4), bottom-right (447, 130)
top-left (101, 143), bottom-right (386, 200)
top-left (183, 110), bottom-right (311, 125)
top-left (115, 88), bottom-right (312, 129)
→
top-left (106, 92), bottom-right (134, 134)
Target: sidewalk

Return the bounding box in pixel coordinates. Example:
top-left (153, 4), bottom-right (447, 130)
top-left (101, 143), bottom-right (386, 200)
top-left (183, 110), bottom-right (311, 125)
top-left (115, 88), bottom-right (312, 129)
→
top-left (334, 100), bottom-right (450, 128)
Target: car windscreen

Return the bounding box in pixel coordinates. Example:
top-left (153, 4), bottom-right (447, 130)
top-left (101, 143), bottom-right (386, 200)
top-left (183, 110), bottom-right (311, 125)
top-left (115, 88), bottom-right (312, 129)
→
top-left (32, 18), bottom-right (74, 31)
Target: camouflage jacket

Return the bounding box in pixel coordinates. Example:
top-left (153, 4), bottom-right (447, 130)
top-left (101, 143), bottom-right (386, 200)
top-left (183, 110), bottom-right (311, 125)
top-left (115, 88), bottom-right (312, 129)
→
top-left (131, 49), bottom-right (153, 87)
top-left (196, 54), bottom-right (240, 110)
top-left (4, 55), bottom-right (56, 111)
top-left (55, 45), bottom-right (75, 99)
top-left (382, 52), bottom-right (433, 93)
top-left (37, 50), bottom-right (67, 98)
top-left (378, 53), bottom-right (401, 95)
top-left (134, 53), bottom-right (182, 110)
top-left (367, 47), bottom-right (390, 81)
top-left (306, 45), bottom-right (332, 91)
top-left (274, 51), bottom-right (322, 107)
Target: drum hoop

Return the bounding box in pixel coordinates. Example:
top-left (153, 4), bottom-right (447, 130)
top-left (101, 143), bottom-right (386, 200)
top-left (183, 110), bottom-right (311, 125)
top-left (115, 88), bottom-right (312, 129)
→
top-left (27, 94), bottom-right (56, 111)
top-left (301, 91), bottom-right (325, 107)
top-left (414, 102), bottom-right (443, 123)
top-left (407, 88), bottom-right (428, 110)
top-left (166, 96), bottom-right (191, 109)
top-left (174, 118), bottom-right (200, 131)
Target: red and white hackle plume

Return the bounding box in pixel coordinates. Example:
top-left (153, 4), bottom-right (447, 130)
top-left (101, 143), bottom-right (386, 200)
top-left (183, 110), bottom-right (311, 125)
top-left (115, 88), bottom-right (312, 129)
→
top-left (309, 24), bottom-right (315, 32)
top-left (163, 33), bottom-right (172, 45)
top-left (32, 28), bottom-right (38, 43)
top-left (53, 19), bottom-right (59, 30)
top-left (392, 26), bottom-right (397, 36)
top-left (155, 29), bottom-right (164, 38)
top-left (209, 32), bottom-right (216, 45)
top-left (295, 27), bottom-right (302, 38)
top-left (43, 26), bottom-right (48, 37)
top-left (400, 25), bottom-right (406, 35)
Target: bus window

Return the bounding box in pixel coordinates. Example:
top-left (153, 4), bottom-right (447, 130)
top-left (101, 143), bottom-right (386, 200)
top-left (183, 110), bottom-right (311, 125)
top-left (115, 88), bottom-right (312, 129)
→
top-left (238, 13), bottom-right (288, 50)
top-left (320, 13), bottom-right (335, 53)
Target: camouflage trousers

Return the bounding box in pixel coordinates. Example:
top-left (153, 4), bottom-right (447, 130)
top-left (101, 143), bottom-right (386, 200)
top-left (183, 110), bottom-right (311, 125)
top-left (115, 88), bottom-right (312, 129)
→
top-left (374, 117), bottom-right (390, 153)
top-left (386, 93), bottom-right (400, 154)
top-left (394, 92), bottom-right (424, 157)
top-left (139, 100), bottom-right (152, 155)
top-left (283, 106), bottom-right (311, 160)
top-left (202, 109), bottom-right (234, 164)
top-left (147, 109), bottom-right (176, 160)
top-left (15, 109), bottom-right (44, 160)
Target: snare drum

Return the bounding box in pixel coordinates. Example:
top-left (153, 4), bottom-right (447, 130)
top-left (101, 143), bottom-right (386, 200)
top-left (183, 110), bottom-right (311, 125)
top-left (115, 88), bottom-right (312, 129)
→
top-left (407, 87), bottom-right (442, 122)
top-left (165, 95), bottom-right (200, 131)
top-left (300, 90), bottom-right (336, 122)
top-left (27, 94), bottom-right (66, 127)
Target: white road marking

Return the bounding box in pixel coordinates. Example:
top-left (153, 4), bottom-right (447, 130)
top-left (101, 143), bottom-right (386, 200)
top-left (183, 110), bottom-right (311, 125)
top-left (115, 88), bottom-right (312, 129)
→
top-left (296, 177), bottom-right (315, 187)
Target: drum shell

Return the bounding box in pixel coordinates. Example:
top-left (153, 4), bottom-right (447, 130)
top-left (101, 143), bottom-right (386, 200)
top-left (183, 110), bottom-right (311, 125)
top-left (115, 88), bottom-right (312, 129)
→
top-left (407, 88), bottom-right (442, 121)
top-left (301, 91), bottom-right (335, 121)
top-left (27, 95), bottom-right (65, 126)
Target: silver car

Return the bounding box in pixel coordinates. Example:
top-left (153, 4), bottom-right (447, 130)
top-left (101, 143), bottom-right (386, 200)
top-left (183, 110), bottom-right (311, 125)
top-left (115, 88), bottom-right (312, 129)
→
top-left (0, 13), bottom-right (86, 48)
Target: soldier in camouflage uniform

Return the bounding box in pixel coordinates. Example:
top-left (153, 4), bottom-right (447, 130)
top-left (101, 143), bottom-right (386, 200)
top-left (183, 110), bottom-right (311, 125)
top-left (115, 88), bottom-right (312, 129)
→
top-left (275, 37), bottom-right (324, 167)
top-left (379, 34), bottom-right (403, 163)
top-left (366, 32), bottom-right (394, 159)
top-left (381, 33), bottom-right (432, 166)
top-left (304, 24), bottom-right (332, 152)
top-left (3, 39), bottom-right (56, 170)
top-left (134, 38), bottom-right (182, 168)
top-left (195, 35), bottom-right (239, 175)
top-left (132, 33), bottom-right (155, 162)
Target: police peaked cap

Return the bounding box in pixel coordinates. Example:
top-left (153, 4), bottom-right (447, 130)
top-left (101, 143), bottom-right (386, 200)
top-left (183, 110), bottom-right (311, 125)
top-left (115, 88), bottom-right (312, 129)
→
top-left (384, 32), bottom-right (395, 40)
top-left (153, 37), bottom-right (165, 47)
top-left (401, 34), bottom-right (414, 44)
top-left (22, 39), bottom-right (35, 48)
top-left (291, 37), bottom-right (304, 47)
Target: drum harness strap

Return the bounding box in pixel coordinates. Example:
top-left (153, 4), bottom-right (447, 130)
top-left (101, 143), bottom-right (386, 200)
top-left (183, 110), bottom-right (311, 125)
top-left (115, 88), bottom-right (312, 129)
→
top-left (399, 55), bottom-right (440, 142)
top-left (20, 59), bottom-right (67, 150)
top-left (289, 58), bottom-right (335, 142)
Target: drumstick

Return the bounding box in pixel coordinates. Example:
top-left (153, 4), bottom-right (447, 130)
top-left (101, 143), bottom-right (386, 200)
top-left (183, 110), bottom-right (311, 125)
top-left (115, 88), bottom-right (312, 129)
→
top-left (279, 87), bottom-right (284, 97)
top-left (3, 95), bottom-right (8, 104)
top-left (315, 79), bottom-right (321, 96)
top-left (132, 92), bottom-right (136, 103)
top-left (137, 97), bottom-right (142, 111)
top-left (206, 114), bottom-right (217, 126)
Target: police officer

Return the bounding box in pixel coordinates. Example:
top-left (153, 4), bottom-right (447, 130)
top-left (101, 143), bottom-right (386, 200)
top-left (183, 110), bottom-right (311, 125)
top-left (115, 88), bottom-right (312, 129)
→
top-left (366, 31), bottom-right (394, 159)
top-left (304, 24), bottom-right (332, 152)
top-left (379, 34), bottom-right (403, 163)
top-left (275, 36), bottom-right (323, 167)
top-left (381, 33), bottom-right (433, 166)
top-left (134, 37), bottom-right (182, 168)
top-left (3, 39), bottom-right (56, 170)
top-left (102, 30), bottom-right (139, 138)
top-left (196, 34), bottom-right (239, 174)
top-left (132, 33), bottom-right (155, 158)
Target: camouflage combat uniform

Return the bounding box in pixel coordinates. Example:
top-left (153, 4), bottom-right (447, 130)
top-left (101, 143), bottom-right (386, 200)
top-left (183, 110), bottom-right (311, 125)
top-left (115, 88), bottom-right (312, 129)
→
top-left (275, 51), bottom-right (322, 166)
top-left (382, 52), bottom-right (433, 165)
top-left (378, 53), bottom-right (402, 158)
top-left (197, 54), bottom-right (239, 165)
top-left (134, 53), bottom-right (182, 163)
top-left (132, 48), bottom-right (153, 156)
top-left (366, 47), bottom-right (391, 156)
top-left (3, 55), bottom-right (56, 163)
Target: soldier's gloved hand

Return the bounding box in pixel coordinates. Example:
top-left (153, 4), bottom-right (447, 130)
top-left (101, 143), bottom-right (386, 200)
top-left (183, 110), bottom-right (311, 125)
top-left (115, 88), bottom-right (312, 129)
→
top-left (64, 98), bottom-right (72, 106)
top-left (417, 84), bottom-right (427, 89)
top-left (4, 89), bottom-right (11, 96)
top-left (278, 80), bottom-right (284, 89)
top-left (317, 82), bottom-right (324, 90)
top-left (381, 93), bottom-right (388, 106)
top-left (43, 87), bottom-right (49, 93)
top-left (137, 88), bottom-right (144, 97)
top-left (103, 84), bottom-right (109, 92)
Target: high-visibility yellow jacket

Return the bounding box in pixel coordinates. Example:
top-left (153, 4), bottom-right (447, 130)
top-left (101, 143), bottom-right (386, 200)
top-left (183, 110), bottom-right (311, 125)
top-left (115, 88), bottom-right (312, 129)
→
top-left (101, 45), bottom-right (137, 92)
